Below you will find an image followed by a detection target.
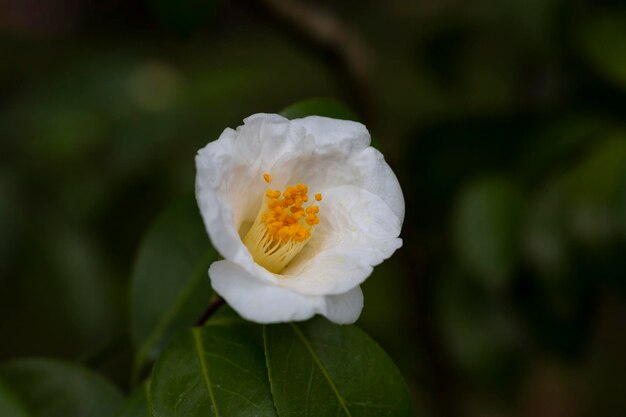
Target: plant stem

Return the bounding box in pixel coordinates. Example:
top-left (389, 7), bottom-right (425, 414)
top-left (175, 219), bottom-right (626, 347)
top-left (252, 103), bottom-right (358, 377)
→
top-left (251, 0), bottom-right (375, 123)
top-left (195, 296), bottom-right (225, 326)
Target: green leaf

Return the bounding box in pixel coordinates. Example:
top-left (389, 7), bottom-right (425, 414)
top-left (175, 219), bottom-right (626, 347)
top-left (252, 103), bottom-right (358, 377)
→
top-left (561, 133), bottom-right (626, 255)
top-left (579, 13), bottom-right (626, 91)
top-left (452, 177), bottom-right (522, 290)
top-left (280, 98), bottom-right (360, 121)
top-left (263, 317), bottom-right (415, 417)
top-left (150, 318), bottom-right (414, 417)
top-left (0, 378), bottom-right (31, 417)
top-left (567, 133), bottom-right (626, 213)
top-left (116, 382), bottom-right (150, 417)
top-left (0, 359), bottom-right (124, 417)
top-left (150, 320), bottom-right (278, 417)
top-left (131, 195), bottom-right (218, 380)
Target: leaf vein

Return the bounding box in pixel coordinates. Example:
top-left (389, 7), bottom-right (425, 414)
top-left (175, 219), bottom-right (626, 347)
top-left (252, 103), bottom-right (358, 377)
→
top-left (192, 328), bottom-right (220, 417)
top-left (262, 326), bottom-right (281, 417)
top-left (213, 385), bottom-right (261, 408)
top-left (290, 323), bottom-right (352, 417)
top-left (203, 352), bottom-right (265, 385)
top-left (304, 359), bottom-right (314, 417)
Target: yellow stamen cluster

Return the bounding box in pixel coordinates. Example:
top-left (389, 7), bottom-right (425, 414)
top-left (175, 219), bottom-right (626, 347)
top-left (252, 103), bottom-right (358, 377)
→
top-left (242, 173), bottom-right (322, 273)
top-left (262, 184), bottom-right (320, 242)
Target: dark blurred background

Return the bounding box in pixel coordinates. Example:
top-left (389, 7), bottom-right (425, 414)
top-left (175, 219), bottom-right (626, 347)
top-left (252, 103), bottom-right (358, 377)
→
top-left (1, 0), bottom-right (625, 416)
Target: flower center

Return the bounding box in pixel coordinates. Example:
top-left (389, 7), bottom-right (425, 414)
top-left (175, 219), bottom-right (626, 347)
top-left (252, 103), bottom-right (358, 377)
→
top-left (243, 173), bottom-right (322, 274)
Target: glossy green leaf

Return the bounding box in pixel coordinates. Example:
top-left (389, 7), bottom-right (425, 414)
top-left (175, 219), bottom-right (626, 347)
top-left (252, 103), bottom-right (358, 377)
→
top-left (131, 195), bottom-right (217, 379)
top-left (150, 320), bottom-right (278, 417)
top-left (452, 178), bottom-right (522, 290)
top-left (0, 378), bottom-right (31, 417)
top-left (264, 317), bottom-right (415, 417)
top-left (0, 359), bottom-right (124, 417)
top-left (116, 382), bottom-right (150, 417)
top-left (280, 98), bottom-right (360, 121)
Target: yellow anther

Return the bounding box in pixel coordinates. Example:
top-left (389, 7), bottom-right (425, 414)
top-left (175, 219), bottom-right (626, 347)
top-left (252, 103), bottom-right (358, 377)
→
top-left (243, 175), bottom-right (323, 273)
top-left (259, 178), bottom-right (321, 243)
top-left (305, 215), bottom-right (320, 226)
top-left (266, 189), bottom-right (280, 199)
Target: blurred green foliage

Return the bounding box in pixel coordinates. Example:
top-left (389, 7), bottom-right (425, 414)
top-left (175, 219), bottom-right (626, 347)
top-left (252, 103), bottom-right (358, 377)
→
top-left (1, 0), bottom-right (625, 415)
top-left (130, 196), bottom-right (217, 383)
top-left (280, 98), bottom-right (360, 121)
top-left (0, 359), bottom-right (124, 417)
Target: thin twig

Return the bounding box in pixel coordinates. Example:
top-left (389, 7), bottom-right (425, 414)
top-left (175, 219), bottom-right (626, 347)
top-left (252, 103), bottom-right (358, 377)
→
top-left (251, 0), bottom-right (376, 123)
top-left (195, 296), bottom-right (226, 326)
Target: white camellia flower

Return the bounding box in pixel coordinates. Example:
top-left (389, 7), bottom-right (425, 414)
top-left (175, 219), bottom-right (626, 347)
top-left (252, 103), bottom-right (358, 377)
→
top-left (195, 113), bottom-right (404, 324)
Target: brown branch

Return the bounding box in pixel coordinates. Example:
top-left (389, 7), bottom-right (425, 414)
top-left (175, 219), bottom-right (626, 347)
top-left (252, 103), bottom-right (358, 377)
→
top-left (195, 296), bottom-right (226, 326)
top-left (251, 0), bottom-right (376, 123)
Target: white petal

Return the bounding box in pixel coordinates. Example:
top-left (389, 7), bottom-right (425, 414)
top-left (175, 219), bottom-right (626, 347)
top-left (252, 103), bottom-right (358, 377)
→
top-left (210, 260), bottom-right (320, 323)
top-left (274, 137), bottom-right (404, 224)
top-left (279, 185), bottom-right (402, 295)
top-left (196, 115), bottom-right (308, 265)
top-left (196, 114), bottom-right (404, 321)
top-left (354, 147), bottom-right (405, 223)
top-left (324, 286), bottom-right (364, 324)
top-left (293, 116), bottom-right (371, 151)
top-left (195, 114), bottom-right (387, 267)
top-left (195, 128), bottom-right (252, 268)
top-left (210, 260), bottom-right (364, 324)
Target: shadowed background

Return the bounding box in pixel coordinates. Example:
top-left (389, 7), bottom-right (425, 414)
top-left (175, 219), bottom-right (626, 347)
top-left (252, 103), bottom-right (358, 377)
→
top-left (1, 0), bottom-right (625, 416)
